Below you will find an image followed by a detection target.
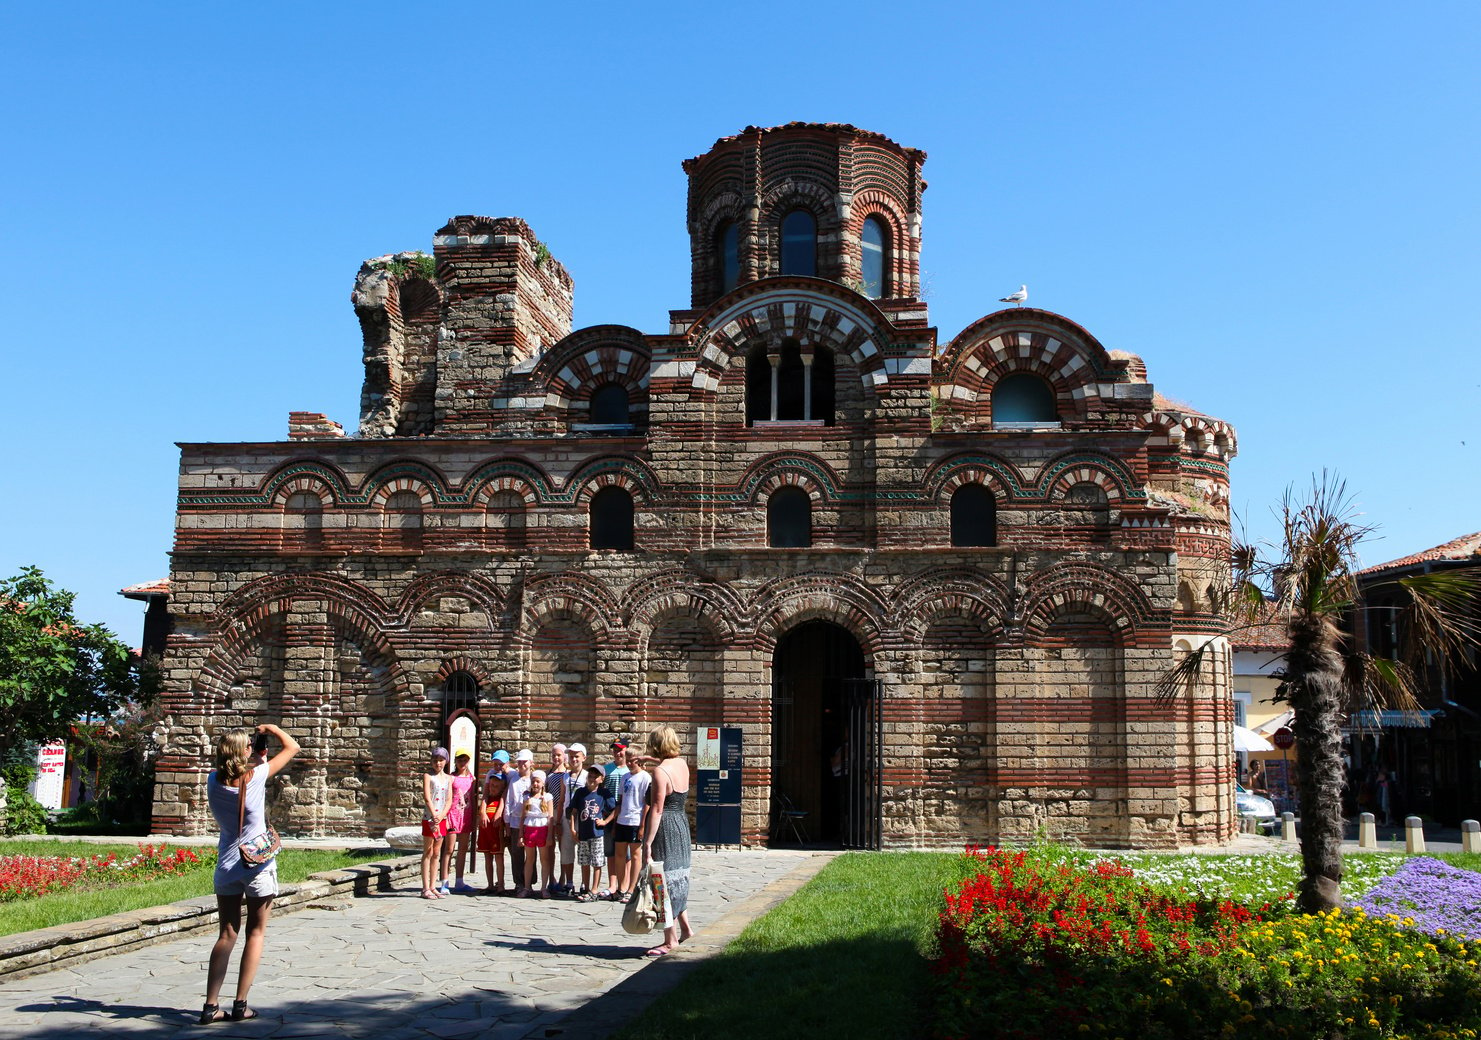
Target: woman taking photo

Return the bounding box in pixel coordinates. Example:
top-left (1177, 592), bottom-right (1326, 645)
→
top-left (200, 722), bottom-right (300, 1024)
top-left (640, 725), bottom-right (692, 957)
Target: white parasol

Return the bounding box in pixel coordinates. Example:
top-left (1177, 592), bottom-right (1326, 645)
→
top-left (1233, 724), bottom-right (1274, 753)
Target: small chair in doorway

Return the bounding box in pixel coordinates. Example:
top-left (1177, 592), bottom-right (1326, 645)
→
top-left (771, 791), bottom-right (810, 846)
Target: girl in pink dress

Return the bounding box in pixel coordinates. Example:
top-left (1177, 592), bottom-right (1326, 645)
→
top-left (443, 753), bottom-right (479, 894)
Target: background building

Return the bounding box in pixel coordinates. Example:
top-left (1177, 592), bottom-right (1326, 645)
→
top-left (149, 123), bottom-right (1239, 849)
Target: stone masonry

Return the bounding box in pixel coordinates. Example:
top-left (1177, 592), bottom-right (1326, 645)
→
top-left (150, 122), bottom-right (1239, 849)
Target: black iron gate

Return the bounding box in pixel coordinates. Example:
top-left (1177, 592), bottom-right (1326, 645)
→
top-left (841, 678), bottom-right (883, 850)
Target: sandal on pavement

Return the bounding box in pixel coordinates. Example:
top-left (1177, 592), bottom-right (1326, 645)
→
top-left (644, 945), bottom-right (672, 957)
top-left (617, 891), bottom-right (632, 904)
top-left (199, 1003), bottom-right (225, 1025)
top-left (576, 892), bottom-right (594, 903)
top-left (230, 1000), bottom-right (258, 1022)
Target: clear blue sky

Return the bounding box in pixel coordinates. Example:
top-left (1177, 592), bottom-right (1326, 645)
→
top-left (4, 2), bottom-right (1479, 641)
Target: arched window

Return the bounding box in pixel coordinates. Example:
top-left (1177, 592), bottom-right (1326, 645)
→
top-left (991, 373), bottom-right (1058, 424)
top-left (950, 484), bottom-right (997, 547)
top-left (589, 383), bottom-right (630, 426)
top-left (443, 671), bottom-right (479, 723)
top-left (385, 490), bottom-right (424, 550)
top-left (745, 347), bottom-right (772, 425)
top-left (745, 340), bottom-right (835, 426)
top-left (589, 486), bottom-right (634, 550)
top-left (767, 486), bottom-right (812, 548)
top-left (717, 221), bottom-right (740, 294)
top-left (860, 216), bottom-right (888, 298)
top-left (486, 490), bottom-right (527, 550)
top-left (283, 491), bottom-right (324, 551)
top-left (780, 210), bottom-right (816, 277)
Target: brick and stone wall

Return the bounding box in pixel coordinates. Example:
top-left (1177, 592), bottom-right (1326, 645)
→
top-left (151, 123), bottom-right (1238, 849)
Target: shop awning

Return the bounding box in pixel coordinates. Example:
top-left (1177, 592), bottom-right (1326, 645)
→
top-left (1344, 709), bottom-right (1443, 731)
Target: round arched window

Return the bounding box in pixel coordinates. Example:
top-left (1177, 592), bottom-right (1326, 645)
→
top-left (950, 484), bottom-right (996, 547)
top-left (590, 486), bottom-right (635, 550)
top-left (991, 373), bottom-right (1058, 424)
top-left (780, 210), bottom-right (817, 277)
top-left (717, 221), bottom-right (740, 293)
top-left (589, 383), bottom-right (630, 425)
top-left (767, 486), bottom-right (812, 548)
top-left (861, 217), bottom-right (888, 297)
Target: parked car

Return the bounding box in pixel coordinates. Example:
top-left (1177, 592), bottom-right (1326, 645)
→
top-left (1235, 781), bottom-right (1277, 832)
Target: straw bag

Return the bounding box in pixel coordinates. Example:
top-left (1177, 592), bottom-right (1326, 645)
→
top-left (622, 860), bottom-right (663, 934)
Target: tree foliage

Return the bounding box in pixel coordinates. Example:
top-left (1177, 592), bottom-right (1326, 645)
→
top-left (1159, 474), bottom-right (1481, 912)
top-left (0, 566), bottom-right (148, 764)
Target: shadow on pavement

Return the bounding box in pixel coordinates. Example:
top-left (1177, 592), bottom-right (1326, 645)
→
top-left (8, 985), bottom-right (544, 1040)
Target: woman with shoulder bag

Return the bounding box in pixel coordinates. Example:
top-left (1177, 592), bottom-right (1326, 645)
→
top-left (639, 725), bottom-right (693, 957)
top-left (200, 723), bottom-right (300, 1024)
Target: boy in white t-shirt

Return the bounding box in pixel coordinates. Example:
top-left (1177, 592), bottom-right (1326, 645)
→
top-left (611, 747), bottom-right (650, 902)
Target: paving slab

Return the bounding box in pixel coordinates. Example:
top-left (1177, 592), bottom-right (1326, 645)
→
top-left (0, 849), bottom-right (828, 1040)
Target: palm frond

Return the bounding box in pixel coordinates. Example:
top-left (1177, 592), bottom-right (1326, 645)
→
top-left (1342, 652), bottom-right (1423, 715)
top-left (1393, 570), bottom-right (1481, 666)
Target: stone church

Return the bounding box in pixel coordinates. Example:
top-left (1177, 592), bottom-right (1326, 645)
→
top-left (150, 122), bottom-right (1239, 849)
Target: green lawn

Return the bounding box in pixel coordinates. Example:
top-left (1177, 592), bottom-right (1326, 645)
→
top-left (0, 841), bottom-right (387, 937)
top-left (613, 852), bottom-right (959, 1040)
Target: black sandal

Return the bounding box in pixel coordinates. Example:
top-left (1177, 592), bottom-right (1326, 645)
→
top-left (199, 1003), bottom-right (225, 1025)
top-left (230, 1000), bottom-right (259, 1022)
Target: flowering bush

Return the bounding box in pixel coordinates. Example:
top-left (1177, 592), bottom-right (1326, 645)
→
top-left (0, 844), bottom-right (206, 902)
top-left (1354, 857), bottom-right (1481, 939)
top-left (930, 846), bottom-right (1481, 1040)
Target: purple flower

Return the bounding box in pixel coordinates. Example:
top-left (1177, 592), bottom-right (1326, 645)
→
top-left (1351, 857), bottom-right (1481, 938)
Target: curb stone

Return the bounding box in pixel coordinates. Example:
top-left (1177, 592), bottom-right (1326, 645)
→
top-left (0, 855), bottom-right (420, 981)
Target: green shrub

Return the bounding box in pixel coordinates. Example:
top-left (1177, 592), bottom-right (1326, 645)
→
top-left (0, 762), bottom-right (48, 836)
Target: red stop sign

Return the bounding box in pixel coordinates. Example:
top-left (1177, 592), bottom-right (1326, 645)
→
top-left (1272, 727), bottom-right (1295, 750)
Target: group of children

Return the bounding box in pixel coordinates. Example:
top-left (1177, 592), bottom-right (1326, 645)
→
top-left (420, 738), bottom-right (652, 903)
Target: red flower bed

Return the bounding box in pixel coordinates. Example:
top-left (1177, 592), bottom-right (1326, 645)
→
top-left (931, 846), bottom-right (1271, 1040)
top-left (0, 844), bottom-right (205, 902)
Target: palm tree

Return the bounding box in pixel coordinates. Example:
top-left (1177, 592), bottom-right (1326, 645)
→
top-left (1161, 475), bottom-right (1480, 912)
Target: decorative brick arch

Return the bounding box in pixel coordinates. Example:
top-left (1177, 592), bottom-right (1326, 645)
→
top-left (738, 452), bottom-right (841, 506)
top-left (364, 461), bottom-right (450, 507)
top-left (935, 310), bottom-right (1121, 424)
top-left (1033, 451), bottom-right (1145, 505)
top-left (431, 656), bottom-right (494, 690)
top-left (893, 568), bottom-right (1011, 646)
top-left (1018, 563), bottom-right (1156, 645)
top-left (750, 573), bottom-right (887, 657)
top-left (620, 568), bottom-right (744, 644)
top-left (686, 286), bottom-right (892, 397)
top-left (847, 191), bottom-right (911, 296)
top-left (529, 326), bottom-right (651, 421)
top-left (923, 453), bottom-right (1027, 504)
top-left (262, 461), bottom-right (349, 507)
top-left (697, 191), bottom-right (746, 244)
top-left (463, 459), bottom-right (552, 506)
top-left (216, 573), bottom-right (392, 634)
top-left (565, 456), bottom-right (661, 506)
top-left (519, 572), bottom-right (617, 640)
top-left (758, 178), bottom-right (837, 229)
top-left (1142, 409), bottom-right (1239, 461)
top-left (393, 571), bottom-right (507, 628)
top-left (196, 584), bottom-right (410, 711)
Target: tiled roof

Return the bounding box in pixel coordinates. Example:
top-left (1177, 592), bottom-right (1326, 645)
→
top-left (1232, 601), bottom-right (1290, 651)
top-left (119, 578), bottom-right (170, 599)
top-left (1358, 531), bottom-right (1481, 578)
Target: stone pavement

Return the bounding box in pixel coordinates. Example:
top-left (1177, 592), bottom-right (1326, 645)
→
top-left (0, 849), bottom-right (828, 1040)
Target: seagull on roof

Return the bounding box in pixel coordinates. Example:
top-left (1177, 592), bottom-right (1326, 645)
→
top-left (1000, 285), bottom-right (1028, 306)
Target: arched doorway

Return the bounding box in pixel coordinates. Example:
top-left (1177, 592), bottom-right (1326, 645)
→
top-left (771, 620), bottom-right (880, 848)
